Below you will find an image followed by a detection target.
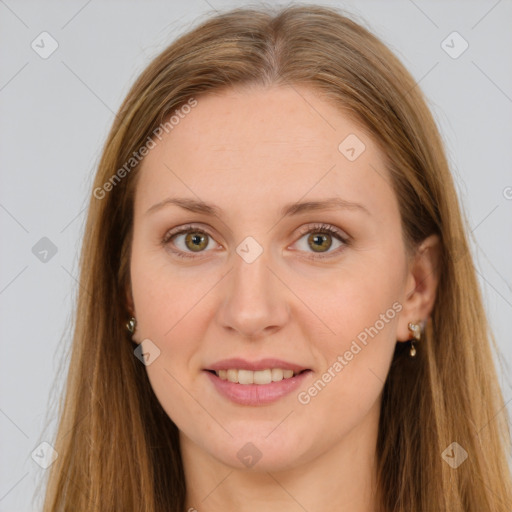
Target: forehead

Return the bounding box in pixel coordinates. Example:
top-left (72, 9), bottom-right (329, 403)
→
top-left (134, 84), bottom-right (397, 221)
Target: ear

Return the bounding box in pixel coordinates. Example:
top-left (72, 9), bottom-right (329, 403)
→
top-left (396, 234), bottom-right (441, 342)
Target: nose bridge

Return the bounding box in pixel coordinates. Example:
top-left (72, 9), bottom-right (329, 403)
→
top-left (216, 239), bottom-right (289, 338)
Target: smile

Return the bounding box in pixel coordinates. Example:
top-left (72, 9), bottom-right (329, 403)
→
top-left (212, 368), bottom-right (305, 384)
top-left (204, 368), bottom-right (312, 406)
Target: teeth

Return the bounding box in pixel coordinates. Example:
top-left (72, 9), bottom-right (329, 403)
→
top-left (238, 369), bottom-right (254, 385)
top-left (271, 368), bottom-right (283, 381)
top-left (254, 369), bottom-right (271, 384)
top-left (214, 368), bottom-right (299, 384)
top-left (283, 369), bottom-right (294, 379)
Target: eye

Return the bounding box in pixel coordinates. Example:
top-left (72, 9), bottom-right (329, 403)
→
top-left (293, 223), bottom-right (349, 260)
top-left (161, 224), bottom-right (219, 259)
top-left (162, 222), bottom-right (349, 260)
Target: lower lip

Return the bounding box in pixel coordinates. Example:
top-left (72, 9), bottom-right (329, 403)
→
top-left (204, 370), bottom-right (312, 406)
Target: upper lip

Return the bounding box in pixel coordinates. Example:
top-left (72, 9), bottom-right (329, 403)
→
top-left (205, 358), bottom-right (310, 373)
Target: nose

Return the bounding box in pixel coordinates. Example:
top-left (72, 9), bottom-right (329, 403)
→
top-left (216, 244), bottom-right (290, 339)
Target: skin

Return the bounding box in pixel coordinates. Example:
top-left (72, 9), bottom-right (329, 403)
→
top-left (127, 84), bottom-right (440, 512)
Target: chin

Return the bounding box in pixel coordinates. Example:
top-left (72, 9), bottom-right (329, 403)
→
top-left (204, 427), bottom-right (310, 472)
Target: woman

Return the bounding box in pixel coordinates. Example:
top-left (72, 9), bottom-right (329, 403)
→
top-left (40, 4), bottom-right (512, 511)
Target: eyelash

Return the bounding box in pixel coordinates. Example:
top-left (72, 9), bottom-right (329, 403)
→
top-left (161, 223), bottom-right (350, 261)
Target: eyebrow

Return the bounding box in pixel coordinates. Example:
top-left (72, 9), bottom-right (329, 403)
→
top-left (145, 196), bottom-right (370, 217)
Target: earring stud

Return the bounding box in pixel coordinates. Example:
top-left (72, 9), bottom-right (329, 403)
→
top-left (408, 321), bottom-right (422, 357)
top-left (126, 317), bottom-right (136, 334)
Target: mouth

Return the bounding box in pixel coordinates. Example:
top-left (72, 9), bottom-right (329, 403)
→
top-left (203, 358), bottom-right (312, 405)
top-left (204, 368), bottom-right (312, 405)
top-left (205, 368), bottom-right (311, 385)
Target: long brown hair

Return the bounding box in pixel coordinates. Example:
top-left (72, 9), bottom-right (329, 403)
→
top-left (39, 4), bottom-right (512, 511)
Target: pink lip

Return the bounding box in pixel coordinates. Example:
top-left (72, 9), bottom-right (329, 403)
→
top-left (205, 358), bottom-right (309, 373)
top-left (204, 369), bottom-right (312, 406)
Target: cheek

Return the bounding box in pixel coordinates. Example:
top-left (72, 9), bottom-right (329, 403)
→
top-left (289, 274), bottom-right (401, 451)
top-left (129, 246), bottom-right (224, 426)
top-left (292, 251), bottom-right (404, 402)
top-left (129, 238), bottom-right (218, 343)
top-left (294, 252), bottom-right (404, 351)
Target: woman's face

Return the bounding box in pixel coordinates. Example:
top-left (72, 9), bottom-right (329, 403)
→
top-left (129, 84), bottom-right (414, 472)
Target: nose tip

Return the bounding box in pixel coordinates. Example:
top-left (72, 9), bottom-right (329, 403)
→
top-left (215, 250), bottom-right (290, 339)
top-left (225, 321), bottom-right (281, 339)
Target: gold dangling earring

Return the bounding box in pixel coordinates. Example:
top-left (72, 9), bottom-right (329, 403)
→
top-left (126, 317), bottom-right (137, 334)
top-left (408, 321), bottom-right (421, 357)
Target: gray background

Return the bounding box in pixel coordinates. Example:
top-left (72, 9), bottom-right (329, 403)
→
top-left (1, 0), bottom-right (511, 510)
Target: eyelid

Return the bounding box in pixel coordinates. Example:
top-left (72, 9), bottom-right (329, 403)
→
top-left (162, 222), bottom-right (350, 260)
top-left (295, 222), bottom-right (349, 241)
top-left (161, 223), bottom-right (216, 245)
top-left (290, 222), bottom-right (350, 260)
top-left (161, 224), bottom-right (221, 260)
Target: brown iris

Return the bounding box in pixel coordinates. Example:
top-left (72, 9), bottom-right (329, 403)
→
top-left (308, 233), bottom-right (333, 252)
top-left (185, 232), bottom-right (208, 252)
